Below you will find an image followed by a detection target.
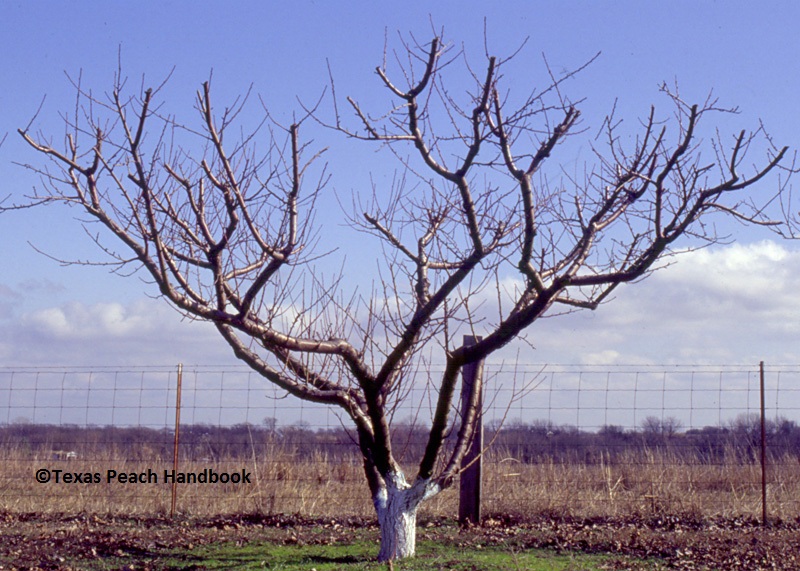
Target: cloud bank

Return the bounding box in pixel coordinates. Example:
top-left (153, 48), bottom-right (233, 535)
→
top-left (1, 240), bottom-right (797, 368)
top-left (527, 240), bottom-right (800, 365)
top-left (2, 299), bottom-right (236, 367)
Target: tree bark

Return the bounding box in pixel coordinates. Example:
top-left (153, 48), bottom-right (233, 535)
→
top-left (373, 472), bottom-right (435, 561)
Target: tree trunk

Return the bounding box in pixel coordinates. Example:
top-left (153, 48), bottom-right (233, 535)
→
top-left (376, 489), bottom-right (419, 560)
top-left (373, 473), bottom-right (436, 561)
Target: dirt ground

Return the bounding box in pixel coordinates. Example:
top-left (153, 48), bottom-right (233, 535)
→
top-left (1, 511), bottom-right (799, 570)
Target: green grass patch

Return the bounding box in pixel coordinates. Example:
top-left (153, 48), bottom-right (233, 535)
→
top-left (51, 521), bottom-right (664, 570)
top-left (154, 538), bottom-right (628, 570)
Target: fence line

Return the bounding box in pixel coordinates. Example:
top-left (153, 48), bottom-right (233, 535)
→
top-left (4, 363), bottom-right (798, 429)
top-left (1, 363), bottom-right (799, 521)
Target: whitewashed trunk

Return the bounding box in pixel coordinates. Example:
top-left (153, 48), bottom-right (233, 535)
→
top-left (376, 487), bottom-right (419, 560)
top-left (373, 472), bottom-right (439, 561)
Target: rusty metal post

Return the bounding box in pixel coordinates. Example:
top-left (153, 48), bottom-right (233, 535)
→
top-left (760, 360), bottom-right (767, 526)
top-left (170, 363), bottom-right (183, 518)
top-left (459, 335), bottom-right (484, 526)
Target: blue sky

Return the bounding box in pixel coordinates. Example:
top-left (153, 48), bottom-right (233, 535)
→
top-left (0, 0), bottom-right (799, 383)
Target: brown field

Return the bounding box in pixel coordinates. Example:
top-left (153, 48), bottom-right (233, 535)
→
top-left (3, 445), bottom-right (799, 522)
top-left (3, 445), bottom-right (800, 570)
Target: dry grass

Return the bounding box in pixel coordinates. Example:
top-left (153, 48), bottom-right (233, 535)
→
top-left (482, 448), bottom-right (800, 520)
top-left (1, 444), bottom-right (799, 520)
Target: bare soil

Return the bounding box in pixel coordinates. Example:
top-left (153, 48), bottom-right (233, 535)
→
top-left (1, 511), bottom-right (798, 570)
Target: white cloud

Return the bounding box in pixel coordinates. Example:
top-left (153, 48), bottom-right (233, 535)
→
top-left (25, 306), bottom-right (71, 336)
top-left (525, 240), bottom-right (800, 365)
top-left (3, 299), bottom-right (238, 367)
top-left (655, 241), bottom-right (795, 307)
top-left (24, 302), bottom-right (152, 339)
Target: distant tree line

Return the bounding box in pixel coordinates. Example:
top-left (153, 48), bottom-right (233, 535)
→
top-left (3, 414), bottom-right (799, 465)
top-left (489, 415), bottom-right (800, 464)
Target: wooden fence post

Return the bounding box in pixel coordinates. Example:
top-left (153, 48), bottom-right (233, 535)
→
top-left (459, 335), bottom-right (484, 526)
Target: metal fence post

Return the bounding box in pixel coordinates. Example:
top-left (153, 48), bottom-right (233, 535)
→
top-left (459, 335), bottom-right (484, 526)
top-left (760, 360), bottom-right (767, 526)
top-left (170, 363), bottom-right (183, 518)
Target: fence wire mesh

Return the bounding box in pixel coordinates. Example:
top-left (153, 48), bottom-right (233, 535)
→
top-left (1, 363), bottom-right (798, 520)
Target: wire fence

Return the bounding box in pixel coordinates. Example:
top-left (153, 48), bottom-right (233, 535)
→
top-left (1, 363), bottom-right (799, 521)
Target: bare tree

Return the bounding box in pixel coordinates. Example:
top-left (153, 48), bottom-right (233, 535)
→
top-left (15, 36), bottom-right (790, 560)
top-left (642, 416), bottom-right (683, 439)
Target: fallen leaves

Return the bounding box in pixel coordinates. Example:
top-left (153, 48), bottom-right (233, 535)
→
top-left (0, 511), bottom-right (799, 570)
